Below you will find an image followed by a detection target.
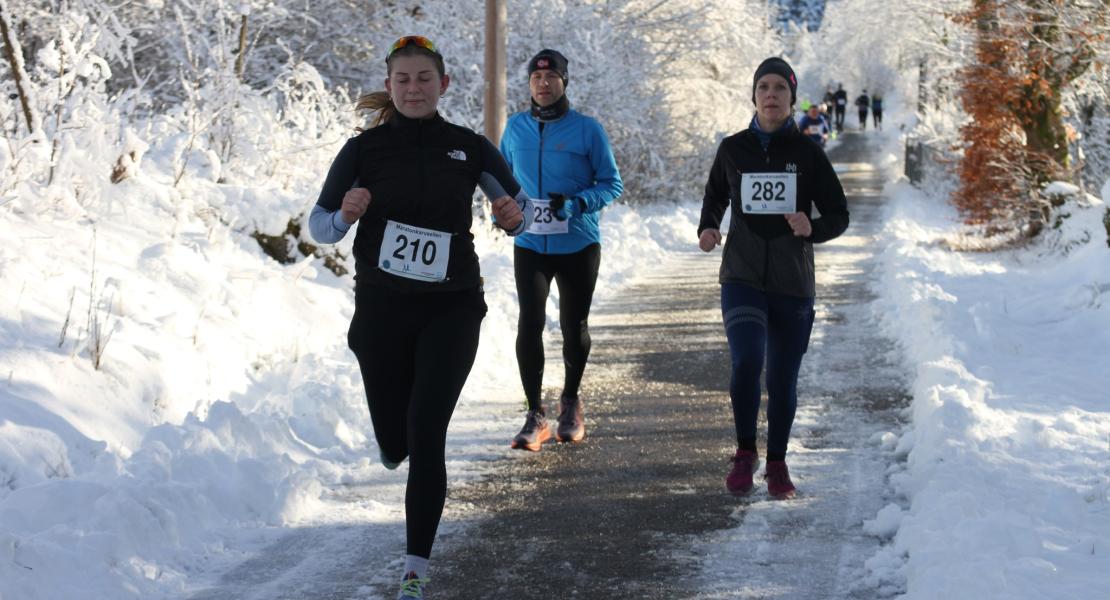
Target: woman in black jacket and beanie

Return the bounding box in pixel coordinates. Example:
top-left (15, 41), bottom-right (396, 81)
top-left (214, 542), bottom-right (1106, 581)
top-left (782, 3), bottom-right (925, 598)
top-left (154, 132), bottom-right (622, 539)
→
top-left (698, 56), bottom-right (849, 500)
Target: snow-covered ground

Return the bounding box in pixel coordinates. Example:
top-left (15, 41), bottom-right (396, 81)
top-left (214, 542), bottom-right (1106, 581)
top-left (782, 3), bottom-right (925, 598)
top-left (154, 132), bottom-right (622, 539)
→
top-left (3, 111), bottom-right (1109, 600)
top-left (0, 133), bottom-right (699, 598)
top-left (865, 168), bottom-right (1110, 595)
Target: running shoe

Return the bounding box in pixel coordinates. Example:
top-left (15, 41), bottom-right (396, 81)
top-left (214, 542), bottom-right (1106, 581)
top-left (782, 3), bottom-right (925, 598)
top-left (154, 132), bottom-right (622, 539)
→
top-left (726, 449), bottom-right (759, 496)
top-left (764, 460), bottom-right (796, 499)
top-left (380, 450), bottom-right (403, 470)
top-left (510, 410), bottom-right (552, 451)
top-left (397, 571), bottom-right (429, 599)
top-left (555, 395), bottom-right (585, 442)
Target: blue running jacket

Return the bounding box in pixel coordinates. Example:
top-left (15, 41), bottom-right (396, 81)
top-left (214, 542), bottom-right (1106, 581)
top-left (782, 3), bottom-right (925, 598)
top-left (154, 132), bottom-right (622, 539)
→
top-left (500, 109), bottom-right (623, 254)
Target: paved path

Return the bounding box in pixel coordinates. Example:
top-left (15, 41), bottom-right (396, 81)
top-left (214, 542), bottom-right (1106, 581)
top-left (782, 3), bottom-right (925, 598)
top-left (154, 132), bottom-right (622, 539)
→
top-left (430, 132), bottom-right (909, 599)
top-left (187, 131), bottom-right (908, 600)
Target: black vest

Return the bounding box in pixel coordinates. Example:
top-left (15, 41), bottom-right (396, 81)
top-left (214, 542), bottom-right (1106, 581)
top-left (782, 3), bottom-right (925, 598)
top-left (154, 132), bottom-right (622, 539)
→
top-left (352, 113), bottom-right (488, 292)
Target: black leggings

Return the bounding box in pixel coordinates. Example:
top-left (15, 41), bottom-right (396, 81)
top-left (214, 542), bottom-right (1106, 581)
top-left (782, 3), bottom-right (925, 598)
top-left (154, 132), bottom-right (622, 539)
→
top-left (348, 284), bottom-right (486, 558)
top-left (514, 243), bottom-right (601, 411)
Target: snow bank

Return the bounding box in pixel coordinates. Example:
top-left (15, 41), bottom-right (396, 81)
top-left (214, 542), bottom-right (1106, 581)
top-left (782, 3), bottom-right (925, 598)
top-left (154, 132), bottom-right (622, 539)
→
top-left (0, 137), bottom-right (698, 597)
top-left (867, 180), bottom-right (1110, 598)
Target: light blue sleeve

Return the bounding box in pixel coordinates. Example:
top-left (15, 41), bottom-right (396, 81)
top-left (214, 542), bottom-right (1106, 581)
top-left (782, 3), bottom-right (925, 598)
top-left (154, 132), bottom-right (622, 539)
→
top-left (576, 117), bottom-right (623, 213)
top-left (309, 138), bottom-right (358, 244)
top-left (309, 205), bottom-right (352, 244)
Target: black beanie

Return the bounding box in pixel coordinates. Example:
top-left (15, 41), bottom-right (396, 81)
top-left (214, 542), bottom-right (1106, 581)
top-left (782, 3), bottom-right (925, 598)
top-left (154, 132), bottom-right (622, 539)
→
top-left (751, 57), bottom-right (797, 106)
top-left (528, 49), bottom-right (569, 85)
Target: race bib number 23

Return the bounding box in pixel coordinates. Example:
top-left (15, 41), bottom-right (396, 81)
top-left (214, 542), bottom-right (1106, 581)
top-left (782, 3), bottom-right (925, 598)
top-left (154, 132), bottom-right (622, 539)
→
top-left (379, 220), bottom-right (451, 282)
top-left (527, 199), bottom-right (570, 235)
top-left (740, 172), bottom-right (797, 215)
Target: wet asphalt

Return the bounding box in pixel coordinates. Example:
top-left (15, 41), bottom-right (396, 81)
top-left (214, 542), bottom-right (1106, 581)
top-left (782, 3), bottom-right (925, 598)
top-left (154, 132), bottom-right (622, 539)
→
top-left (427, 131), bottom-right (910, 600)
top-left (185, 131), bottom-right (907, 600)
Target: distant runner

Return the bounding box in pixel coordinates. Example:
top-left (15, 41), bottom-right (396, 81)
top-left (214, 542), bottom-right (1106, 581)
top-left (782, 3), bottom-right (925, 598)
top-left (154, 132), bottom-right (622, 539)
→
top-left (799, 103), bottom-right (831, 148)
top-left (833, 83), bottom-right (848, 132)
top-left (855, 89), bottom-right (871, 130)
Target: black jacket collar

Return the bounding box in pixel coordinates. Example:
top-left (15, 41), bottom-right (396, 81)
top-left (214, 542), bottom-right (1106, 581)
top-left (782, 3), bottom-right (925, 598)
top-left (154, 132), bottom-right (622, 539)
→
top-left (389, 110), bottom-right (447, 131)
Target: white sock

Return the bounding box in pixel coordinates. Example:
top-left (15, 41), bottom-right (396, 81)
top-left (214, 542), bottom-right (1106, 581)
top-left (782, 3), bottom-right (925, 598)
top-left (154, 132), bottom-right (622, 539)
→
top-left (403, 555), bottom-right (429, 580)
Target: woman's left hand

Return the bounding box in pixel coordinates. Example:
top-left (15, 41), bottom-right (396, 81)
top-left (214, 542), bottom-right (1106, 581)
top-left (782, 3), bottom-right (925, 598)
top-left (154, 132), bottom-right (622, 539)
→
top-left (784, 212), bottom-right (812, 238)
top-left (492, 196), bottom-right (523, 230)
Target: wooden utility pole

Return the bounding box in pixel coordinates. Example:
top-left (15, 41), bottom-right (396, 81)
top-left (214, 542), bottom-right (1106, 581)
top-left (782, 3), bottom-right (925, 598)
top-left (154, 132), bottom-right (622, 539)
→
top-left (484, 0), bottom-right (507, 146)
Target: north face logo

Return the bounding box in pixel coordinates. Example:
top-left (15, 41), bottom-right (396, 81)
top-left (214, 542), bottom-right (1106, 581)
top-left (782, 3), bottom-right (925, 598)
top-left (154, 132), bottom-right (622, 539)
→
top-left (447, 149), bottom-right (466, 161)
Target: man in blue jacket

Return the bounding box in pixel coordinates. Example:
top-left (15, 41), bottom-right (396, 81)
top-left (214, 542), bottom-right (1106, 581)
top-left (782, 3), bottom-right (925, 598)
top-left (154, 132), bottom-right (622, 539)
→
top-left (798, 103), bottom-right (830, 148)
top-left (500, 48), bottom-right (623, 451)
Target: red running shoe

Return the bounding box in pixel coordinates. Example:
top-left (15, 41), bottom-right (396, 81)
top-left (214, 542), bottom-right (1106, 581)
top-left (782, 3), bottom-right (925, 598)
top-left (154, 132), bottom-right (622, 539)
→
top-left (764, 460), bottom-right (796, 499)
top-left (726, 449), bottom-right (759, 496)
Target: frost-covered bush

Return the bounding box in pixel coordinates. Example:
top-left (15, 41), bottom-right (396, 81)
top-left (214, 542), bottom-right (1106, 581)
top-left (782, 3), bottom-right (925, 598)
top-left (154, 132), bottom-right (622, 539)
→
top-left (2, 0), bottom-right (784, 248)
top-left (1039, 181), bottom-right (1108, 254)
top-left (0, 6), bottom-right (127, 213)
top-left (1069, 69), bottom-right (1110, 194)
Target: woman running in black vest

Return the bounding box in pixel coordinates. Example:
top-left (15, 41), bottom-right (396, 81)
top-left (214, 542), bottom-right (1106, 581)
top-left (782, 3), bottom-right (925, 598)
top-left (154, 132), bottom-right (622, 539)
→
top-left (309, 35), bottom-right (532, 600)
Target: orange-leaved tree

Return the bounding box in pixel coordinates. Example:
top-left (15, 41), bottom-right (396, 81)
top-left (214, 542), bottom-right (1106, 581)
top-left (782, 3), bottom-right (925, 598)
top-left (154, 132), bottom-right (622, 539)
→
top-left (953, 0), bottom-right (1108, 230)
top-left (952, 0), bottom-right (1029, 225)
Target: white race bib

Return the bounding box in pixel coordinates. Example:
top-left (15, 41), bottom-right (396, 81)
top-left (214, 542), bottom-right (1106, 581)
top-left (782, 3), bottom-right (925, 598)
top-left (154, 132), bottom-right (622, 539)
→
top-left (739, 172), bottom-right (797, 215)
top-left (806, 125), bottom-right (822, 135)
top-left (527, 199), bottom-right (570, 235)
top-left (379, 220), bottom-right (451, 282)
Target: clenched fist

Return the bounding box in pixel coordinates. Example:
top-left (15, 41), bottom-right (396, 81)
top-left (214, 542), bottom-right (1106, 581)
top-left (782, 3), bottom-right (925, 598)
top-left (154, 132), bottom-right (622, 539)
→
top-left (341, 188), bottom-right (371, 224)
top-left (698, 228), bottom-right (722, 252)
top-left (784, 212), bottom-right (812, 238)
top-left (491, 195), bottom-right (523, 230)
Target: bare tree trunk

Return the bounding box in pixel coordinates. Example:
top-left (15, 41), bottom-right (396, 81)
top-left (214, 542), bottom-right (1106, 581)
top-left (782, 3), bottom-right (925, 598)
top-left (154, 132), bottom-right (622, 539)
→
top-left (1020, 1), bottom-right (1069, 178)
top-left (47, 38), bottom-right (64, 185)
top-left (0, 0), bottom-right (35, 134)
top-left (1018, 0), bottom-right (1107, 182)
top-left (1020, 89), bottom-right (1069, 177)
top-left (917, 59), bottom-right (927, 116)
top-left (234, 14), bottom-right (247, 80)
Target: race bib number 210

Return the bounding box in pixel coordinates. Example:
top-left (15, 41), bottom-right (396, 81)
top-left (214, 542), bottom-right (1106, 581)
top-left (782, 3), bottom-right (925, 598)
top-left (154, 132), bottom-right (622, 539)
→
top-left (379, 220), bottom-right (451, 282)
top-left (740, 172), bottom-right (797, 215)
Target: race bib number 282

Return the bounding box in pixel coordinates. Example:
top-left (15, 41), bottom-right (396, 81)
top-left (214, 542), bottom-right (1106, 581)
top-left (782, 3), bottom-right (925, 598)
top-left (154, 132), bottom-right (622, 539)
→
top-left (739, 172), bottom-right (797, 215)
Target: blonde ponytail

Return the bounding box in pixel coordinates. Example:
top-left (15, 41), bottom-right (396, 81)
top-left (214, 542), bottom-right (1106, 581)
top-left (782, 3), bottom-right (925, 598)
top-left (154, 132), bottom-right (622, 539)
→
top-left (355, 91), bottom-right (396, 131)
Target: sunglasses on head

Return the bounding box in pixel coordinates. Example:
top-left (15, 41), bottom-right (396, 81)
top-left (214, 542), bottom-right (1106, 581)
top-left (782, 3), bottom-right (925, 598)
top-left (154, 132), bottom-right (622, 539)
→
top-left (387, 36), bottom-right (440, 58)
